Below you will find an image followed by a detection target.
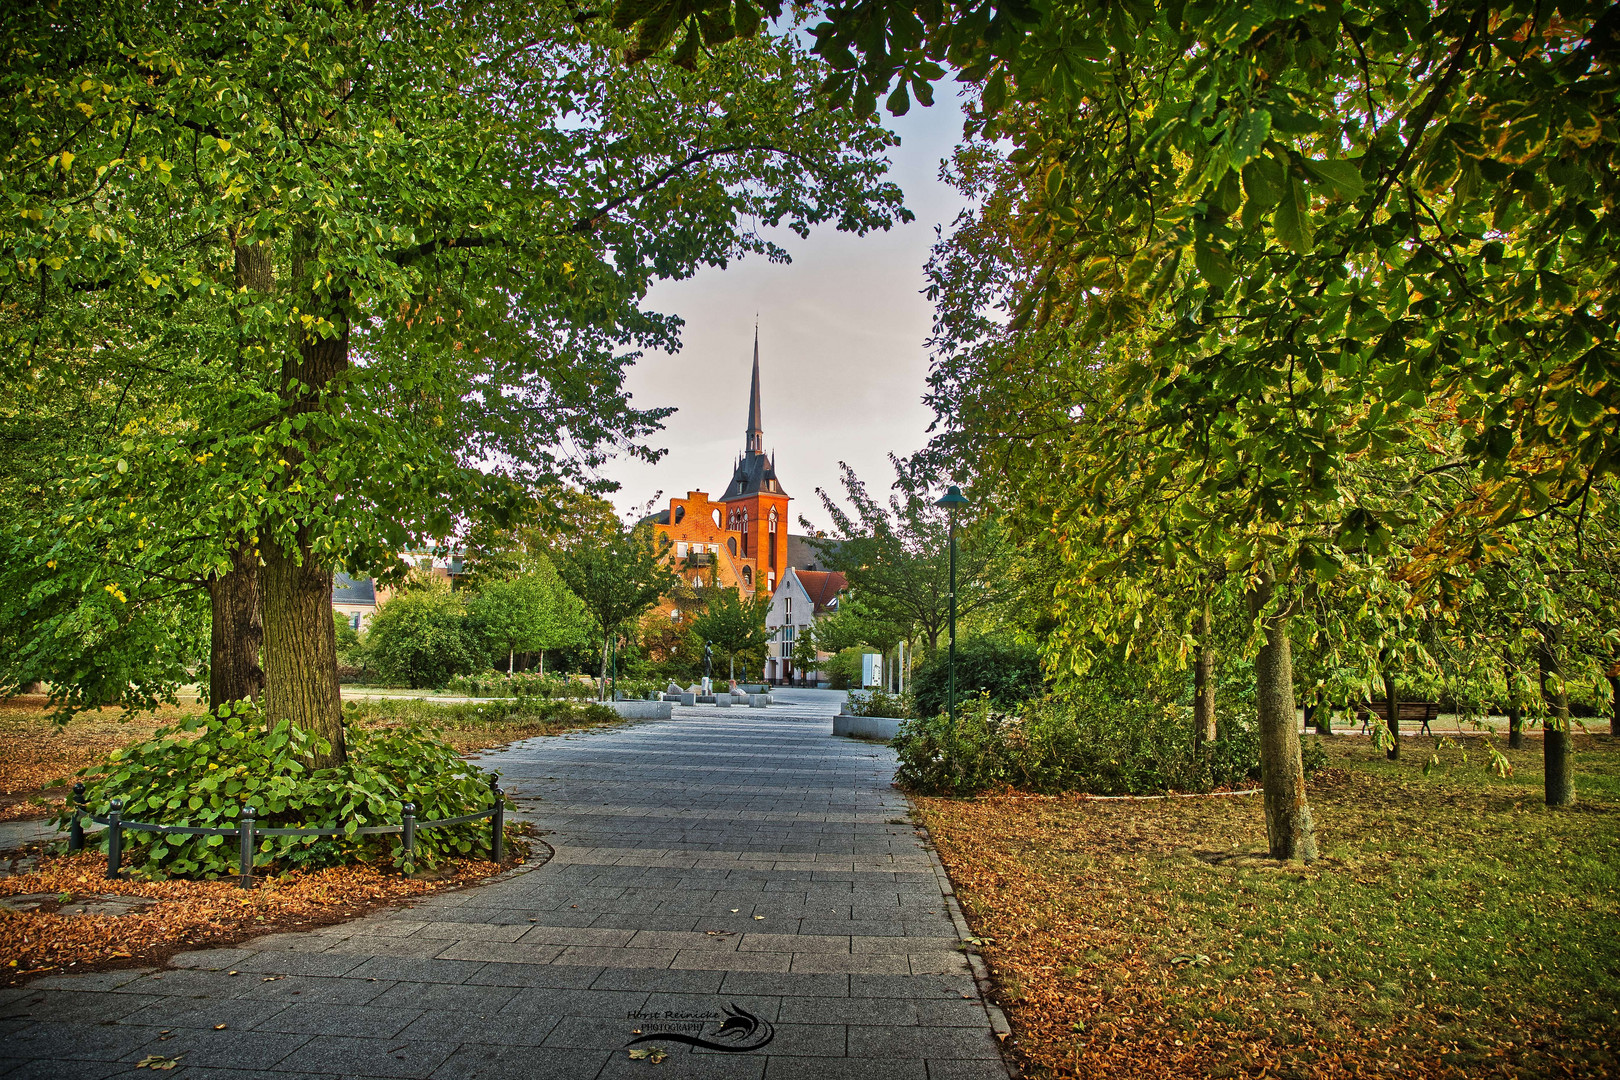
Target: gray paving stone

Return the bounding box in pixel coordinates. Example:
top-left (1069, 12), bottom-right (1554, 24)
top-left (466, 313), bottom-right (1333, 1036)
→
top-left (367, 982), bottom-right (518, 1014)
top-left (428, 1044), bottom-right (611, 1080)
top-left (117, 1026), bottom-right (312, 1070)
top-left (270, 1035), bottom-right (459, 1078)
top-left (2, 989), bottom-right (163, 1025)
top-left (252, 1001), bottom-right (422, 1038)
top-left (9, 695), bottom-right (1009, 1080)
top-left (1, 1019), bottom-right (163, 1062)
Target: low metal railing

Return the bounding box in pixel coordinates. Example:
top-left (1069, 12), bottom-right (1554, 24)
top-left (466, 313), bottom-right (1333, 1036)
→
top-left (66, 775), bottom-right (507, 888)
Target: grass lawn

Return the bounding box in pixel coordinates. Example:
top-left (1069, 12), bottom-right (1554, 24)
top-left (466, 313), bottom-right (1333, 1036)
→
top-left (916, 733), bottom-right (1620, 1080)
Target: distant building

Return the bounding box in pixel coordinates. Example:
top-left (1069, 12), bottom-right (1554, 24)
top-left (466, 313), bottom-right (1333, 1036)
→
top-left (647, 330), bottom-right (821, 609)
top-left (332, 572), bottom-right (381, 632)
top-left (331, 546), bottom-right (465, 632)
top-left (764, 567), bottom-right (849, 685)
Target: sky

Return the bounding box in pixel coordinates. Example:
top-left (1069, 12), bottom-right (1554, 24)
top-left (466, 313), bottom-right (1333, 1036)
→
top-left (595, 98), bottom-right (972, 535)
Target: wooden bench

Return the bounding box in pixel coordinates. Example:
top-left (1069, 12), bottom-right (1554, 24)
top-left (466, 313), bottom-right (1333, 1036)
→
top-left (1356, 700), bottom-right (1443, 737)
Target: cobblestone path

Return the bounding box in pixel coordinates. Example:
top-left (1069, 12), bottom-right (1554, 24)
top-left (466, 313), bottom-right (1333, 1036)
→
top-left (1, 696), bottom-right (1010, 1080)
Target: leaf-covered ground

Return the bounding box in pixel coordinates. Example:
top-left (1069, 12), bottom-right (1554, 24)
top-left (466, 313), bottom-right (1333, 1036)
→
top-left (0, 849), bottom-right (512, 985)
top-left (916, 734), bottom-right (1620, 1079)
top-left (0, 698), bottom-right (202, 822)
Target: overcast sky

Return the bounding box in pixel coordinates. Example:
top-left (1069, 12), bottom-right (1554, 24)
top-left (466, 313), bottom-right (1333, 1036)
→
top-left (595, 99), bottom-right (972, 535)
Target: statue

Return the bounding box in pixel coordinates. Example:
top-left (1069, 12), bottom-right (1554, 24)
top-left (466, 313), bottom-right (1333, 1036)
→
top-left (701, 641), bottom-right (714, 697)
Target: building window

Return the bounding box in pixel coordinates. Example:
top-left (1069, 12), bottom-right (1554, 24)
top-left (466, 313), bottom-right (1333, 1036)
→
top-left (351, 613), bottom-right (362, 630)
top-left (676, 541), bottom-right (688, 557)
top-left (728, 536), bottom-right (737, 556)
top-left (784, 624), bottom-right (795, 641)
top-left (767, 572), bottom-right (775, 592)
top-left (742, 567), bottom-right (753, 587)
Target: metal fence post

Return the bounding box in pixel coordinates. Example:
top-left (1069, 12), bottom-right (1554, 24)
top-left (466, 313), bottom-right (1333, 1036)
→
top-left (68, 782), bottom-right (86, 853)
top-left (238, 805), bottom-right (256, 889)
top-left (401, 802), bottom-right (416, 865)
top-left (489, 775), bottom-right (504, 865)
top-left (104, 799), bottom-right (123, 879)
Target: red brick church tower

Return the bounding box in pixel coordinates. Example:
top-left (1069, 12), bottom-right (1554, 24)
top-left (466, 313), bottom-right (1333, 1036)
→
top-left (718, 332), bottom-right (791, 594)
top-left (649, 330), bottom-right (791, 598)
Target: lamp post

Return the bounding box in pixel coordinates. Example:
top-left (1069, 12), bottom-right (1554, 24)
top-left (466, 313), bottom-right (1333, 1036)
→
top-left (935, 484), bottom-right (969, 727)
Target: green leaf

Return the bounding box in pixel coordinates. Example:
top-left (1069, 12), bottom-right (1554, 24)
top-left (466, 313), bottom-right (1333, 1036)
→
top-left (1193, 237), bottom-right (1234, 294)
top-left (1301, 158), bottom-right (1366, 200)
top-left (1273, 176), bottom-right (1313, 253)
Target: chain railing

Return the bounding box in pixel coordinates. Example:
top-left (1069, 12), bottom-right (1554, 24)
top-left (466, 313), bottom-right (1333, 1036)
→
top-left (66, 774), bottom-right (507, 888)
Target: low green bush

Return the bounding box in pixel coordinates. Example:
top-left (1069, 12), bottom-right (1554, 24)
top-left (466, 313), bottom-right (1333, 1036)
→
top-left (445, 672), bottom-right (599, 700)
top-left (346, 696), bottom-right (617, 728)
top-left (846, 689), bottom-right (912, 718)
top-left (909, 637), bottom-right (1045, 719)
top-left (893, 695), bottom-right (1324, 797)
top-left (58, 702), bottom-right (504, 879)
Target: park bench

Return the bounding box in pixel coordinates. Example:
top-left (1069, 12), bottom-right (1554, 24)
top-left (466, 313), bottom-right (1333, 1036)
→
top-left (1355, 699), bottom-right (1444, 737)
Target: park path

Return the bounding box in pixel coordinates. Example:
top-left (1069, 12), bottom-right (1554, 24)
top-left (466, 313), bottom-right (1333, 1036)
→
top-left (0, 691), bottom-right (1010, 1080)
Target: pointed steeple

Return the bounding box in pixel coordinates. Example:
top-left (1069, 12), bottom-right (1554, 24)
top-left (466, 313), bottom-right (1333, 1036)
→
top-left (745, 325), bottom-right (764, 454)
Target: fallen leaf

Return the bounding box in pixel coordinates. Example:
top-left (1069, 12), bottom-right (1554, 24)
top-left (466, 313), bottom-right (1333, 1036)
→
top-left (627, 1047), bottom-right (668, 1062)
top-left (214, 1023), bottom-right (228, 1030)
top-left (135, 1055), bottom-right (182, 1071)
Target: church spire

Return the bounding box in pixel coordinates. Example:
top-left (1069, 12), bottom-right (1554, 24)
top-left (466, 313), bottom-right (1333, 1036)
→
top-left (745, 325), bottom-right (764, 455)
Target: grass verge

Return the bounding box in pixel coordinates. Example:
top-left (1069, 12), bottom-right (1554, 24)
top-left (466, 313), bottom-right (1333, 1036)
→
top-left (915, 734), bottom-right (1620, 1079)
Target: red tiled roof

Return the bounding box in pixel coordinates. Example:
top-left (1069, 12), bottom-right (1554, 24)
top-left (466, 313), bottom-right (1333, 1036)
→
top-left (794, 570), bottom-right (848, 614)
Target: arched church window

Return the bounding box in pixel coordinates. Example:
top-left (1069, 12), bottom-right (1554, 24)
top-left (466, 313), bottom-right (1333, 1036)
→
top-left (742, 566), bottom-right (753, 587)
top-left (728, 537), bottom-right (737, 556)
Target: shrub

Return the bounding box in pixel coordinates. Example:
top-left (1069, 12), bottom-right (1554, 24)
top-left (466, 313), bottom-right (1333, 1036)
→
top-left (846, 688), bottom-right (911, 718)
top-left (58, 702), bottom-right (503, 878)
top-left (365, 588), bottom-right (483, 689)
top-left (445, 672), bottom-right (599, 700)
top-left (909, 636), bottom-right (1045, 719)
top-left (346, 695), bottom-right (617, 728)
top-left (892, 695), bottom-right (1320, 797)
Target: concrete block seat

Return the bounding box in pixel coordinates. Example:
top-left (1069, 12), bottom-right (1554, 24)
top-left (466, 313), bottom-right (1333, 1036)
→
top-left (661, 692), bottom-right (697, 706)
top-left (609, 699), bottom-right (673, 719)
top-left (834, 713), bottom-right (905, 740)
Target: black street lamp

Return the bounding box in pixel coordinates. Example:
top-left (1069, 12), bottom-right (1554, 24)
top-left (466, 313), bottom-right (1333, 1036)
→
top-left (935, 484), bottom-right (969, 727)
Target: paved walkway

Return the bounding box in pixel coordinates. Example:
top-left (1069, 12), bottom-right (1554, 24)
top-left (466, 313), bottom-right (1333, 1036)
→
top-left (1, 693), bottom-right (1010, 1079)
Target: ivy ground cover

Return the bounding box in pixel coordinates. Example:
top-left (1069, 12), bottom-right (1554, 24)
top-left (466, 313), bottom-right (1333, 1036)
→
top-left (917, 736), bottom-right (1620, 1079)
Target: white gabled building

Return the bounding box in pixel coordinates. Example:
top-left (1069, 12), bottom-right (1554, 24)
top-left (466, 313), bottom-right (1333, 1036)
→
top-left (764, 567), bottom-right (848, 686)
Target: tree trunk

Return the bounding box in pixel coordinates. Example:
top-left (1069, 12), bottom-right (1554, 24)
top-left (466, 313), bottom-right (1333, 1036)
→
top-left (1539, 624), bottom-right (1574, 807)
top-left (1609, 671), bottom-right (1619, 739)
top-left (508, 649), bottom-right (514, 675)
top-left (1504, 654), bottom-right (1524, 749)
top-left (1193, 611), bottom-right (1216, 746)
top-left (599, 632), bottom-right (610, 700)
top-left (539, 650), bottom-right (545, 676)
top-left (1382, 671), bottom-right (1400, 760)
top-left (258, 237), bottom-right (349, 766)
top-left (207, 539), bottom-right (263, 708)
top-left (261, 542), bottom-right (345, 765)
top-left (1247, 565), bottom-right (1317, 861)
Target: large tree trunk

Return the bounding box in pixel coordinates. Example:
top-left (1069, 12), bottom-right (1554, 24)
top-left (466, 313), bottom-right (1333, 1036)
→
top-left (1193, 611), bottom-right (1216, 746)
top-left (1383, 670), bottom-right (1400, 760)
top-left (1539, 624), bottom-right (1574, 807)
top-left (262, 542), bottom-right (345, 765)
top-left (207, 540), bottom-right (263, 708)
top-left (259, 238), bottom-right (349, 766)
top-left (1247, 565), bottom-right (1317, 861)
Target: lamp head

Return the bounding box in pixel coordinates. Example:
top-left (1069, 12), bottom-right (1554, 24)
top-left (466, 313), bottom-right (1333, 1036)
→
top-left (935, 485), bottom-right (969, 509)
